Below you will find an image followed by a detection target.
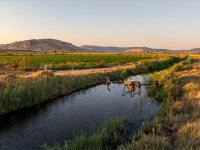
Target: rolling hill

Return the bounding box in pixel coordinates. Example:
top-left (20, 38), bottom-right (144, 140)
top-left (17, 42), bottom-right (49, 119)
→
top-left (0, 39), bottom-right (87, 52)
top-left (81, 45), bottom-right (174, 53)
top-left (81, 45), bottom-right (200, 53)
top-left (0, 39), bottom-right (200, 53)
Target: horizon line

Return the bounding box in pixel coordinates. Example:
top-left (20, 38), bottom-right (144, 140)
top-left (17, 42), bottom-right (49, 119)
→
top-left (0, 38), bottom-right (197, 51)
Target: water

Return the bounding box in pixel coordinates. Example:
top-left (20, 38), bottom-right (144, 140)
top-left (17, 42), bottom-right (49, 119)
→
top-left (0, 75), bottom-right (159, 150)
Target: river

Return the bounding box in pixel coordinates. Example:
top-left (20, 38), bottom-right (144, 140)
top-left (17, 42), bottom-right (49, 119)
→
top-left (0, 75), bottom-right (159, 150)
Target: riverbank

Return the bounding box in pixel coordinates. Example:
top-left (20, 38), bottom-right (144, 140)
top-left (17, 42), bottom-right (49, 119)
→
top-left (0, 75), bottom-right (160, 150)
top-left (43, 56), bottom-right (189, 150)
top-left (118, 57), bottom-right (200, 149)
top-left (0, 56), bottom-right (184, 115)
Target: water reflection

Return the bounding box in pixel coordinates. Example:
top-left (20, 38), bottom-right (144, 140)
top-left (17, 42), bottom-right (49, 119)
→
top-left (0, 75), bottom-right (159, 150)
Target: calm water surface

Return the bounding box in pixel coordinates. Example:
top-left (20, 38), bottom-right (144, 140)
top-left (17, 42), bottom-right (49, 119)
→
top-left (0, 75), bottom-right (159, 150)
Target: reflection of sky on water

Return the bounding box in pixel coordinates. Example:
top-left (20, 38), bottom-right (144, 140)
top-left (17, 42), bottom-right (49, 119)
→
top-left (0, 76), bottom-right (159, 150)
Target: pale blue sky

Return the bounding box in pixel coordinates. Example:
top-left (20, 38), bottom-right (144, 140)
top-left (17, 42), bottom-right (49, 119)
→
top-left (0, 0), bottom-right (200, 49)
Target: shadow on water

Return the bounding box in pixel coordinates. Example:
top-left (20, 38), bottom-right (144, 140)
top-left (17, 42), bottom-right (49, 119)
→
top-left (0, 75), bottom-right (160, 150)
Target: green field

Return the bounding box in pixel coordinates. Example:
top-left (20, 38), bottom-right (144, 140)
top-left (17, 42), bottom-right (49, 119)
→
top-left (0, 53), bottom-right (152, 71)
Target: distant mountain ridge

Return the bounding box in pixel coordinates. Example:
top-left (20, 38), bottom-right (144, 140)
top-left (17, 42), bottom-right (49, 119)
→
top-left (81, 45), bottom-right (174, 52)
top-left (0, 39), bottom-right (200, 53)
top-left (0, 39), bottom-right (87, 52)
top-left (80, 45), bottom-right (130, 52)
top-left (183, 48), bottom-right (200, 53)
top-left (81, 45), bottom-right (200, 53)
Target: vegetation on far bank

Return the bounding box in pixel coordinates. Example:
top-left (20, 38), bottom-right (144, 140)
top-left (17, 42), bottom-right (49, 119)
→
top-left (0, 52), bottom-right (190, 72)
top-left (0, 56), bottom-right (184, 115)
top-left (0, 53), bottom-right (152, 71)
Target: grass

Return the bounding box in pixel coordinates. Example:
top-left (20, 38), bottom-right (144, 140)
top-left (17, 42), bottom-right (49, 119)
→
top-left (0, 56), bottom-right (184, 115)
top-left (118, 57), bottom-right (200, 150)
top-left (118, 134), bottom-right (170, 150)
top-left (0, 54), bottom-right (189, 149)
top-left (0, 53), bottom-right (152, 71)
top-left (43, 118), bottom-right (125, 150)
top-left (25, 56), bottom-right (184, 150)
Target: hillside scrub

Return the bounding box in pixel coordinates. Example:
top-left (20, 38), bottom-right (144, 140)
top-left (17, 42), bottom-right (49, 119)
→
top-left (119, 58), bottom-right (200, 150)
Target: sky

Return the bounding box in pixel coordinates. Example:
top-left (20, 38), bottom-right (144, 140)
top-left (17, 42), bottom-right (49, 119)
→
top-left (0, 0), bottom-right (200, 50)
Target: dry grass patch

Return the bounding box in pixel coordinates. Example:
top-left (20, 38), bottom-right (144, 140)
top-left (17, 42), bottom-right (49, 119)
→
top-left (183, 82), bottom-right (199, 92)
top-left (175, 120), bottom-right (200, 150)
top-left (118, 134), bottom-right (170, 150)
top-left (20, 70), bottom-right (54, 78)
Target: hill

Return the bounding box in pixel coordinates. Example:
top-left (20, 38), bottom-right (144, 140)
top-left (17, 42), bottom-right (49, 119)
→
top-left (184, 48), bottom-right (200, 53)
top-left (81, 45), bottom-right (173, 53)
top-left (1, 39), bottom-right (200, 53)
top-left (0, 39), bottom-right (87, 52)
top-left (80, 45), bottom-right (130, 52)
top-left (81, 45), bottom-right (200, 53)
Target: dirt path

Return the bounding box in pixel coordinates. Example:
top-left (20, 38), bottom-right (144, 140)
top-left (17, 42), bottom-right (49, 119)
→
top-left (16, 63), bottom-right (137, 78)
top-left (54, 63), bottom-right (137, 76)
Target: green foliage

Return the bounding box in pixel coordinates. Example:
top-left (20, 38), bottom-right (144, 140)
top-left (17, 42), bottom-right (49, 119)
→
top-left (41, 56), bottom-right (185, 150)
top-left (0, 54), bottom-right (151, 71)
top-left (118, 57), bottom-right (200, 150)
top-left (137, 56), bottom-right (185, 74)
top-left (0, 56), bottom-right (184, 115)
top-left (44, 118), bottom-right (125, 150)
top-left (0, 55), bottom-right (188, 150)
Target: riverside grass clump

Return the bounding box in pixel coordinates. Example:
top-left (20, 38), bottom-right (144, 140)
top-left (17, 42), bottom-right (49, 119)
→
top-left (0, 73), bottom-right (114, 114)
top-left (43, 118), bottom-right (125, 150)
top-left (118, 57), bottom-right (200, 150)
top-left (0, 56), bottom-right (184, 115)
top-left (137, 55), bottom-right (184, 73)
